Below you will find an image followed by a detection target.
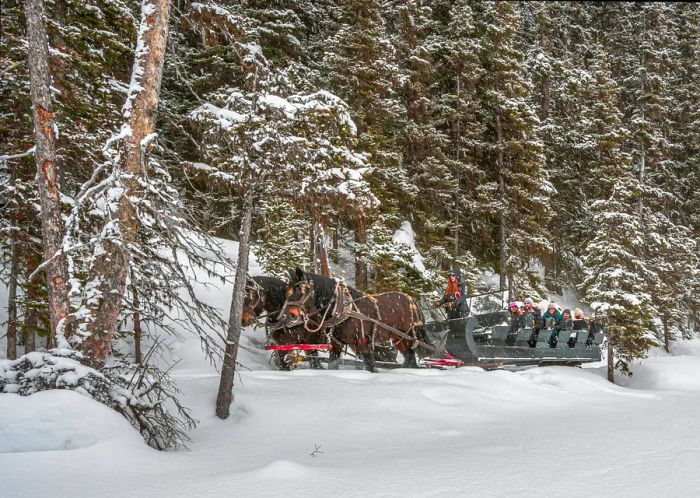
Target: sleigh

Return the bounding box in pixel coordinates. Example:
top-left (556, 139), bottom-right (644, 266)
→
top-left (418, 311), bottom-right (604, 368)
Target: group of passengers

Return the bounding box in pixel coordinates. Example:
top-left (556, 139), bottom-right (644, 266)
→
top-left (508, 299), bottom-right (590, 347)
top-left (435, 270), bottom-right (596, 347)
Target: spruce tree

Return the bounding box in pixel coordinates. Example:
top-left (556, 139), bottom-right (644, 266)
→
top-left (474, 1), bottom-right (551, 298)
top-left (581, 49), bottom-right (657, 381)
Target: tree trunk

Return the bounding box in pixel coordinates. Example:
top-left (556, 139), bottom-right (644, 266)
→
top-left (25, 0), bottom-right (71, 346)
top-left (6, 242), bottom-right (19, 360)
top-left (82, 0), bottom-right (171, 365)
top-left (133, 285), bottom-right (142, 364)
top-left (454, 73), bottom-right (461, 261)
top-left (332, 222), bottom-right (339, 264)
top-left (496, 111), bottom-right (508, 295)
top-left (308, 213), bottom-right (316, 272)
top-left (607, 333), bottom-right (614, 383)
top-left (23, 251), bottom-right (40, 353)
top-left (23, 310), bottom-right (37, 354)
top-left (354, 215), bottom-right (368, 290)
top-left (216, 188), bottom-right (254, 419)
top-left (662, 317), bottom-right (670, 354)
top-left (315, 222), bottom-right (330, 277)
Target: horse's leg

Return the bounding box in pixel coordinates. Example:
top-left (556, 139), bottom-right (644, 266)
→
top-left (362, 349), bottom-right (377, 373)
top-left (308, 349), bottom-right (322, 369)
top-left (357, 339), bottom-right (376, 372)
top-left (396, 340), bottom-right (418, 369)
top-left (328, 344), bottom-right (342, 370)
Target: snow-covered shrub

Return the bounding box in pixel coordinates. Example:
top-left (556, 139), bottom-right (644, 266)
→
top-left (0, 349), bottom-right (196, 450)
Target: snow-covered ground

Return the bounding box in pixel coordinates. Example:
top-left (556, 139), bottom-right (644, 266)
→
top-left (2, 340), bottom-right (700, 498)
top-left (2, 241), bottom-right (700, 497)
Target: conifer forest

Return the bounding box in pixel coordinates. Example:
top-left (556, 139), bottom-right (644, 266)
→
top-left (1, 2), bottom-right (700, 496)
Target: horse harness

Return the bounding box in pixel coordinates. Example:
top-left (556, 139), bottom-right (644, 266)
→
top-left (278, 278), bottom-right (432, 352)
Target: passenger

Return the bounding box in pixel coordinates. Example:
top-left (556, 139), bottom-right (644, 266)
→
top-left (542, 302), bottom-right (562, 328)
top-left (542, 302), bottom-right (563, 347)
top-left (522, 298), bottom-right (539, 328)
top-left (532, 303), bottom-right (544, 329)
top-left (528, 301), bottom-right (544, 347)
top-left (508, 301), bottom-right (519, 321)
top-left (507, 302), bottom-right (521, 331)
top-left (436, 269), bottom-right (469, 319)
top-left (573, 308), bottom-right (589, 331)
top-left (556, 309), bottom-right (574, 331)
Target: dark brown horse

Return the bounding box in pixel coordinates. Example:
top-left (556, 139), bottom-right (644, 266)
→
top-left (242, 276), bottom-right (288, 327)
top-left (281, 268), bottom-right (423, 372)
top-left (243, 276), bottom-right (318, 370)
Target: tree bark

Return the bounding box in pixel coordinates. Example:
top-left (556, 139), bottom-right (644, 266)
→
top-left (216, 188), bottom-right (254, 419)
top-left (332, 222), bottom-right (339, 264)
top-left (315, 222), bottom-right (330, 277)
top-left (133, 284), bottom-right (142, 364)
top-left (662, 317), bottom-right (670, 354)
top-left (308, 213), bottom-right (316, 272)
top-left (82, 0), bottom-right (170, 365)
top-left (6, 242), bottom-right (19, 360)
top-left (354, 215), bottom-right (368, 290)
top-left (25, 0), bottom-right (71, 346)
top-left (607, 333), bottom-right (614, 383)
top-left (23, 251), bottom-right (40, 353)
top-left (496, 110), bottom-right (508, 297)
top-left (454, 73), bottom-right (461, 261)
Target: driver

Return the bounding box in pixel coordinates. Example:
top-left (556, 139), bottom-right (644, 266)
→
top-left (434, 269), bottom-right (470, 319)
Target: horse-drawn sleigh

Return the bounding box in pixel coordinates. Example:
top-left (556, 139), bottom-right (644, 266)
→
top-left (242, 269), bottom-right (604, 371)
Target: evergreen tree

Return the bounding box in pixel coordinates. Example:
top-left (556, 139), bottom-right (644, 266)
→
top-left (474, 1), bottom-right (551, 298)
top-left (320, 0), bottom-right (407, 290)
top-left (581, 50), bottom-right (656, 380)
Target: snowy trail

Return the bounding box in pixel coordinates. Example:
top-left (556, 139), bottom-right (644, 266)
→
top-left (3, 358), bottom-right (700, 498)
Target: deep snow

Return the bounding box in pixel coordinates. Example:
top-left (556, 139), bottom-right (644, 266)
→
top-left (2, 240), bottom-right (700, 497)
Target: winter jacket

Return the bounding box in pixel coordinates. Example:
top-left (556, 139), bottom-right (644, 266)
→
top-left (440, 280), bottom-right (469, 319)
top-left (556, 309), bottom-right (574, 331)
top-left (542, 309), bottom-right (562, 327)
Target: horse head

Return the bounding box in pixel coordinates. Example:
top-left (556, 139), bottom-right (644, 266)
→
top-left (242, 276), bottom-right (265, 327)
top-left (283, 267), bottom-right (316, 328)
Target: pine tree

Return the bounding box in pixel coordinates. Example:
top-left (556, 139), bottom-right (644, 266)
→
top-left (320, 0), bottom-right (407, 290)
top-left (581, 49), bottom-right (656, 381)
top-left (473, 1), bottom-right (551, 298)
top-left (434, 0), bottom-right (484, 259)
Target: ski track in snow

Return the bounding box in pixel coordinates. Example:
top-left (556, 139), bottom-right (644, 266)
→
top-left (2, 240), bottom-right (700, 497)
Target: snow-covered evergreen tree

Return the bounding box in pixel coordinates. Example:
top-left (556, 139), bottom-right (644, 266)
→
top-left (473, 1), bottom-right (551, 298)
top-left (581, 50), bottom-right (657, 380)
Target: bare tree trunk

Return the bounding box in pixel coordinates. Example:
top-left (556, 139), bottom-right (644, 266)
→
top-left (133, 284), bottom-right (142, 364)
top-left (315, 222), bottom-right (330, 277)
top-left (82, 0), bottom-right (170, 365)
top-left (25, 0), bottom-right (71, 345)
top-left (6, 241), bottom-right (19, 359)
top-left (453, 73), bottom-right (461, 262)
top-left (607, 333), bottom-right (614, 383)
top-left (496, 111), bottom-right (508, 296)
top-left (331, 222), bottom-right (339, 264)
top-left (23, 310), bottom-right (37, 354)
top-left (354, 215), bottom-right (367, 290)
top-left (23, 251), bottom-right (39, 353)
top-left (216, 188), bottom-right (254, 419)
top-left (662, 317), bottom-right (670, 354)
top-left (308, 213), bottom-right (316, 272)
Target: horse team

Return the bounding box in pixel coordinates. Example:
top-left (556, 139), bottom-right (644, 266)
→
top-left (242, 268), bottom-right (424, 372)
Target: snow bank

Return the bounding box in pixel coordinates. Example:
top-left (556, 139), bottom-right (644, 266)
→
top-left (625, 338), bottom-right (700, 392)
top-left (0, 390), bottom-right (144, 454)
